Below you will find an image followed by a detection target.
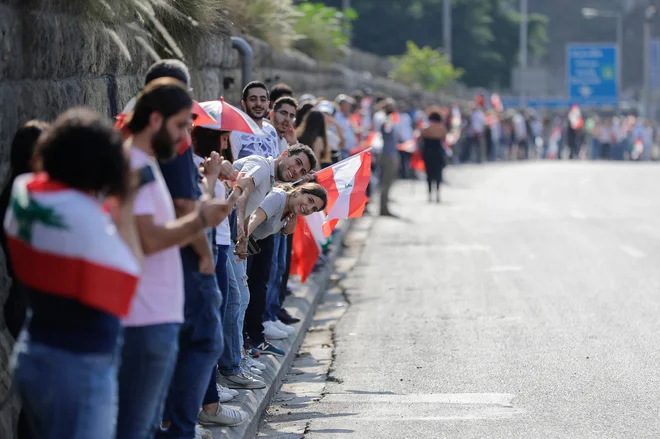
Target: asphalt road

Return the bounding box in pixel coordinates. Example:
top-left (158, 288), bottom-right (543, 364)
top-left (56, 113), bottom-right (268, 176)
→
top-left (265, 161), bottom-right (660, 439)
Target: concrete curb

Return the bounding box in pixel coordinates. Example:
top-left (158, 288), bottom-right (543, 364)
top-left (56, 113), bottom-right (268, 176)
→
top-left (209, 219), bottom-right (354, 439)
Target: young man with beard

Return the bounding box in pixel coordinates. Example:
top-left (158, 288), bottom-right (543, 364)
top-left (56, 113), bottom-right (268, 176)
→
top-left (218, 143), bottom-right (317, 391)
top-left (232, 143), bottom-right (318, 357)
top-left (118, 60), bottom-right (245, 439)
top-left (261, 97), bottom-right (299, 340)
top-left (117, 76), bottom-right (245, 439)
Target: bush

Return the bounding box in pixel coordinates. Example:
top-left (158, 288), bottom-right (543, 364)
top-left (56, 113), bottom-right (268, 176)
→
top-left (292, 2), bottom-right (357, 62)
top-left (389, 41), bottom-right (463, 92)
top-left (227, 0), bottom-right (300, 51)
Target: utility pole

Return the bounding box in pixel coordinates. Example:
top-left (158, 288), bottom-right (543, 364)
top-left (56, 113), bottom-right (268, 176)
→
top-left (443, 0), bottom-right (452, 63)
top-left (519, 0), bottom-right (528, 108)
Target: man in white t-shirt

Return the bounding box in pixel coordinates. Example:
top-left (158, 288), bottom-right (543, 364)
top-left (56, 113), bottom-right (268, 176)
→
top-left (116, 77), bottom-right (247, 437)
top-left (230, 81), bottom-right (280, 160)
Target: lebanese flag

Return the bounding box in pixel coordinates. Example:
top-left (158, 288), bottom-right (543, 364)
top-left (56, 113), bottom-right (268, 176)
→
top-left (290, 215), bottom-right (322, 283)
top-left (4, 173), bottom-right (141, 317)
top-left (315, 149), bottom-right (371, 237)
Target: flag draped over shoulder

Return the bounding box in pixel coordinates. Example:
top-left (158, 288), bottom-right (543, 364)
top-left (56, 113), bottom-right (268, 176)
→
top-left (3, 173), bottom-right (141, 317)
top-left (315, 149), bottom-right (372, 237)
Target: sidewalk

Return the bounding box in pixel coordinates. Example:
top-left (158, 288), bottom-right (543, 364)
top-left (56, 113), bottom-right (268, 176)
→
top-left (208, 220), bottom-right (353, 439)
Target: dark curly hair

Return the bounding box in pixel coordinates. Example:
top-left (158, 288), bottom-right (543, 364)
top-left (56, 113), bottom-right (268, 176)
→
top-left (38, 107), bottom-right (129, 198)
top-left (287, 143), bottom-right (318, 171)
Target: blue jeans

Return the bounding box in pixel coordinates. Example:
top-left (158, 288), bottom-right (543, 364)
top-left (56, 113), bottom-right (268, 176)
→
top-left (219, 243), bottom-right (249, 376)
top-left (117, 323), bottom-right (181, 439)
top-left (12, 332), bottom-right (119, 439)
top-left (156, 272), bottom-right (223, 439)
top-left (264, 234), bottom-right (287, 322)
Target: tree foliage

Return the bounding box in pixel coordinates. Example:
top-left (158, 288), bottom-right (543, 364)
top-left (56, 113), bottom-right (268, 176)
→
top-left (318, 0), bottom-right (549, 88)
top-left (292, 2), bottom-right (358, 61)
top-left (389, 41), bottom-right (463, 91)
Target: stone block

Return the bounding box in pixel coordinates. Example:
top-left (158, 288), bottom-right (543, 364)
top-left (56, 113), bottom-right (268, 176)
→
top-left (0, 5), bottom-right (23, 80)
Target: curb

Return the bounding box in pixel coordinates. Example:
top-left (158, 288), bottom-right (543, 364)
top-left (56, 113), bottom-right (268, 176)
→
top-left (209, 219), bottom-right (354, 439)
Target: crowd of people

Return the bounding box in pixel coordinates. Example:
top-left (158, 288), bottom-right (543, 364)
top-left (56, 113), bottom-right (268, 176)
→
top-left (0, 56), bottom-right (461, 439)
top-left (451, 100), bottom-right (659, 163)
top-left (4, 53), bottom-right (657, 439)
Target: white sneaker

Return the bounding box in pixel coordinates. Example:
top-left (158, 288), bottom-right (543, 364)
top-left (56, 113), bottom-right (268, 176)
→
top-left (246, 356), bottom-right (266, 371)
top-left (216, 383), bottom-right (234, 403)
top-left (195, 425), bottom-right (212, 439)
top-left (273, 319), bottom-right (295, 335)
top-left (240, 357), bottom-right (263, 376)
top-left (199, 405), bottom-right (248, 427)
top-left (263, 321), bottom-right (288, 340)
top-left (219, 384), bottom-right (239, 397)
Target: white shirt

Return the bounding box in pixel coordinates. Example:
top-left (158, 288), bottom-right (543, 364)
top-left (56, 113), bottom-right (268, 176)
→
top-left (124, 148), bottom-right (184, 327)
top-left (232, 155), bottom-right (276, 218)
top-left (192, 154), bottom-right (230, 245)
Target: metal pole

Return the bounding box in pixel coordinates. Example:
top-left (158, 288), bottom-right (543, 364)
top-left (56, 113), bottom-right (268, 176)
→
top-left (644, 18), bottom-right (651, 118)
top-left (443, 0), bottom-right (452, 63)
top-left (616, 14), bottom-right (623, 111)
top-left (519, 0), bottom-right (528, 108)
top-left (231, 37), bottom-right (253, 91)
top-left (343, 0), bottom-right (352, 46)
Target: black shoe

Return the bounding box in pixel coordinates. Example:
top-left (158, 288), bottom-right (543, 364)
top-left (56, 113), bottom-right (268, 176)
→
top-left (278, 308), bottom-right (301, 324)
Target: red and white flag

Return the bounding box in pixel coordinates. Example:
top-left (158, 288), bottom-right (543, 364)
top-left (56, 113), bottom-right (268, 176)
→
top-left (3, 173), bottom-right (141, 317)
top-left (315, 149), bottom-right (372, 237)
top-left (290, 215), bottom-right (322, 283)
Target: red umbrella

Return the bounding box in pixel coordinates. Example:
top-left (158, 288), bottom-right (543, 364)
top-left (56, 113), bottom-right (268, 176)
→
top-left (196, 98), bottom-right (264, 135)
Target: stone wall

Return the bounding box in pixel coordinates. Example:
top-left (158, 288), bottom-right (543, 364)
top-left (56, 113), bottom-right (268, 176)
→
top-left (0, 3), bottom-right (445, 437)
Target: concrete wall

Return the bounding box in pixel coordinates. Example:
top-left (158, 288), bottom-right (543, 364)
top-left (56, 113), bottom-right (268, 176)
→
top-left (0, 3), bottom-right (443, 437)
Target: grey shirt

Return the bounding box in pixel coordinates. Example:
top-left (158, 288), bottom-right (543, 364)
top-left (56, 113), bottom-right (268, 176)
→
top-left (232, 155), bottom-right (276, 218)
top-left (252, 188), bottom-right (288, 241)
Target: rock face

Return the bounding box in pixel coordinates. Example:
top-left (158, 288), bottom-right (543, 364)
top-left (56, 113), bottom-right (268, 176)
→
top-left (0, 4), bottom-right (447, 438)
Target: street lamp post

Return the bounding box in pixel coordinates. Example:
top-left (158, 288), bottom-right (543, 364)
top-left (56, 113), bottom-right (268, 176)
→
top-left (581, 8), bottom-right (623, 109)
top-left (443, 0), bottom-right (452, 63)
top-left (643, 5), bottom-right (657, 119)
top-left (519, 0), bottom-right (528, 108)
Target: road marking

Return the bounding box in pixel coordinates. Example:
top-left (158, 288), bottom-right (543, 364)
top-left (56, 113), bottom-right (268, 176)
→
top-left (570, 210), bottom-right (586, 219)
top-left (324, 393), bottom-right (516, 406)
top-left (488, 266), bottom-right (523, 272)
top-left (619, 245), bottom-right (646, 259)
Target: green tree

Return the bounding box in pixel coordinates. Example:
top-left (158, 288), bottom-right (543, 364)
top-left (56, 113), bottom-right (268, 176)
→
top-left (389, 41), bottom-right (463, 91)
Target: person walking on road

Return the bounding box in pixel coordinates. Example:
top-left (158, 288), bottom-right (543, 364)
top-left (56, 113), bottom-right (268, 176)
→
top-left (420, 107), bottom-right (448, 203)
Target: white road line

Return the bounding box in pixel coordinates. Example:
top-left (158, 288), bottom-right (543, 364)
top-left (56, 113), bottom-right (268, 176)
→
top-left (324, 393), bottom-right (517, 406)
top-left (619, 245), bottom-right (646, 259)
top-left (488, 266), bottom-right (523, 273)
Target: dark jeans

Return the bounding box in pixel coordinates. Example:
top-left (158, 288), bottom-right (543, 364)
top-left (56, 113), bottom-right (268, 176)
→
top-left (156, 272), bottom-right (223, 439)
top-left (279, 234), bottom-right (294, 305)
top-left (245, 234), bottom-right (275, 345)
top-left (117, 323), bottom-right (181, 439)
top-left (203, 244), bottom-right (230, 405)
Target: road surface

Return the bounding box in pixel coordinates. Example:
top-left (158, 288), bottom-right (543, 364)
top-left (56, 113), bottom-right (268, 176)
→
top-left (260, 162), bottom-right (660, 439)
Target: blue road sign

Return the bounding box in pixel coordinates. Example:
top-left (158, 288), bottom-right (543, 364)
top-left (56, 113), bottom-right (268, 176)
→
top-left (651, 39), bottom-right (660, 89)
top-left (567, 44), bottom-right (618, 107)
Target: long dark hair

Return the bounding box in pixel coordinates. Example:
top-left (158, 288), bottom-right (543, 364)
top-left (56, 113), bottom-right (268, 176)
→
top-left (296, 111), bottom-right (327, 157)
top-left (1, 120), bottom-right (50, 339)
top-left (191, 127), bottom-right (234, 163)
top-left (277, 182), bottom-right (328, 213)
top-left (295, 102), bottom-right (315, 129)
